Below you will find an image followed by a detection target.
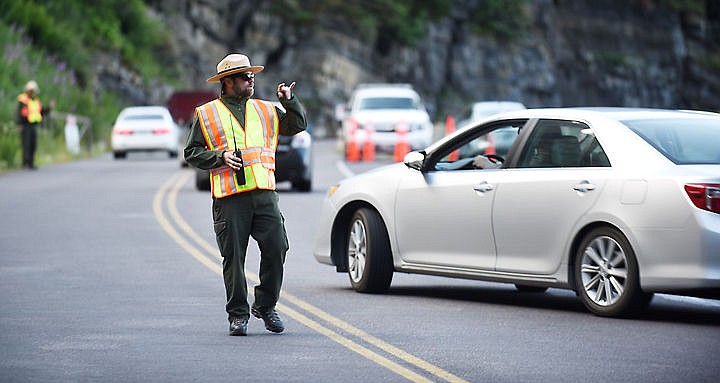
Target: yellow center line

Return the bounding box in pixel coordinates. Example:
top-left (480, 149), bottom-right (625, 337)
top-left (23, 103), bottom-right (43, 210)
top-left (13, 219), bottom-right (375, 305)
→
top-left (154, 170), bottom-right (469, 383)
top-left (152, 173), bottom-right (221, 274)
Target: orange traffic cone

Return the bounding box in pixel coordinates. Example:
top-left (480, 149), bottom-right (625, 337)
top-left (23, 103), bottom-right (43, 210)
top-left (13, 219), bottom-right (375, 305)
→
top-left (346, 120), bottom-right (360, 162)
top-left (446, 115), bottom-right (459, 161)
top-left (484, 133), bottom-right (496, 156)
top-left (393, 121), bottom-right (411, 162)
top-left (362, 122), bottom-right (376, 162)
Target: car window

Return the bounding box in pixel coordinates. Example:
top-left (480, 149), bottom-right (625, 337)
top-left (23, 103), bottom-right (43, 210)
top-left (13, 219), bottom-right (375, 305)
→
top-left (516, 119), bottom-right (609, 168)
top-left (358, 97), bottom-right (418, 110)
top-left (123, 114), bottom-right (165, 121)
top-left (622, 117), bottom-right (720, 164)
top-left (431, 121), bottom-right (524, 171)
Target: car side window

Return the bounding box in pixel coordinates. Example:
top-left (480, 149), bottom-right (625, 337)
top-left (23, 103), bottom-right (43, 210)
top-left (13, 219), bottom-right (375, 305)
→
top-left (516, 120), bottom-right (610, 168)
top-left (432, 122), bottom-right (523, 171)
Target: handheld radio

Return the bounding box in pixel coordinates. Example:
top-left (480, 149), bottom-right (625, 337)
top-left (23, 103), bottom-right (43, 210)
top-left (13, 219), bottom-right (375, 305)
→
top-left (230, 119), bottom-right (246, 185)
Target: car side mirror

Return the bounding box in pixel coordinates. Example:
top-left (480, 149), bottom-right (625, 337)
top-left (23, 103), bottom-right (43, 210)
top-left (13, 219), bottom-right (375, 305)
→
top-left (403, 151), bottom-right (425, 171)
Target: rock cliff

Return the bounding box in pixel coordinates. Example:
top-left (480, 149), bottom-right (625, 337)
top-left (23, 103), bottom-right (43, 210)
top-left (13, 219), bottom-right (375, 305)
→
top-left (130, 0), bottom-right (719, 130)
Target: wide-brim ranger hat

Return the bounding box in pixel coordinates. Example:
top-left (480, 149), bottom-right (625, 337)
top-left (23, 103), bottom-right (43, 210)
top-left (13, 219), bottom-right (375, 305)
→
top-left (206, 54), bottom-right (264, 83)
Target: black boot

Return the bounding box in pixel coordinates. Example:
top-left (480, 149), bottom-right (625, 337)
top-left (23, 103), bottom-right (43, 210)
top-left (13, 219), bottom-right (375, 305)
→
top-left (251, 308), bottom-right (284, 333)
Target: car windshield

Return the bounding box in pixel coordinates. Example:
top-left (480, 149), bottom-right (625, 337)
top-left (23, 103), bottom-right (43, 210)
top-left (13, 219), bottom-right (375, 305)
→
top-left (123, 114), bottom-right (164, 121)
top-left (358, 97), bottom-right (417, 110)
top-left (623, 117), bottom-right (720, 164)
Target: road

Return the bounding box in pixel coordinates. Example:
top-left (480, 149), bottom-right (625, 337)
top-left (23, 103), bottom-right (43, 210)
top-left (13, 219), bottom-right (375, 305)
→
top-left (1, 139), bottom-right (719, 383)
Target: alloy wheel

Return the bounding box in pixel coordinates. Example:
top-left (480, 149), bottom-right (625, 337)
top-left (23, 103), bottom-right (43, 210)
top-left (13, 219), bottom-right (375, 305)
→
top-left (579, 235), bottom-right (628, 306)
top-left (348, 219), bottom-right (367, 283)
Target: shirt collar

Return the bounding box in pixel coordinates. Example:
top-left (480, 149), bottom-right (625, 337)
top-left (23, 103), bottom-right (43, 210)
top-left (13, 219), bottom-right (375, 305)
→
top-left (221, 95), bottom-right (249, 108)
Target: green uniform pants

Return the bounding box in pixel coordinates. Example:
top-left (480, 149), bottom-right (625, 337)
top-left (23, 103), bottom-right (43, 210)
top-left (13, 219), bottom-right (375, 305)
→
top-left (212, 189), bottom-right (289, 321)
top-left (20, 123), bottom-right (38, 168)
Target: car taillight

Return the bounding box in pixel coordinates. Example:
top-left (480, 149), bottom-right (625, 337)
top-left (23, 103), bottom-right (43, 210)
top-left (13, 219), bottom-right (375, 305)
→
top-left (113, 128), bottom-right (134, 135)
top-left (684, 184), bottom-right (720, 214)
top-left (152, 127), bottom-right (171, 134)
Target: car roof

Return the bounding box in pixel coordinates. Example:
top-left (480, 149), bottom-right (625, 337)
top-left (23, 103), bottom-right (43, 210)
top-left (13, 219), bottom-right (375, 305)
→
top-left (427, 107), bottom-right (719, 153)
top-left (120, 106), bottom-right (170, 113)
top-left (493, 107), bottom-right (719, 122)
top-left (472, 101), bottom-right (526, 110)
top-left (352, 85), bottom-right (420, 98)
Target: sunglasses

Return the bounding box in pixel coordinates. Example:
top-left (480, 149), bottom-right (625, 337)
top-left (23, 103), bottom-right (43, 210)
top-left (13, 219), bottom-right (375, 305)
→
top-left (232, 72), bottom-right (255, 82)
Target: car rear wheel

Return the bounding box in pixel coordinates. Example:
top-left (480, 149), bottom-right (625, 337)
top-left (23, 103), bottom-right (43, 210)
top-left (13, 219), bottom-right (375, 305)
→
top-left (113, 151), bottom-right (126, 159)
top-left (292, 178), bottom-right (311, 192)
top-left (195, 169), bottom-right (211, 191)
top-left (574, 227), bottom-right (652, 317)
top-left (346, 208), bottom-right (393, 293)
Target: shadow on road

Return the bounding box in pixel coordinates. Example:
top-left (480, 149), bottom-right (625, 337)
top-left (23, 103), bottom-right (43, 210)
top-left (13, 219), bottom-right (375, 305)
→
top-left (338, 284), bottom-right (720, 325)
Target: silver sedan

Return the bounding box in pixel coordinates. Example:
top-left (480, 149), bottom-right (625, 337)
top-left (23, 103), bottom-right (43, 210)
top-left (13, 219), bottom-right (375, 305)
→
top-left (313, 107), bottom-right (720, 317)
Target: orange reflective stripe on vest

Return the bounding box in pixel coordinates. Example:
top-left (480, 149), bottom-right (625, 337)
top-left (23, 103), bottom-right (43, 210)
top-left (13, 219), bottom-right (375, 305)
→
top-left (195, 98), bottom-right (279, 198)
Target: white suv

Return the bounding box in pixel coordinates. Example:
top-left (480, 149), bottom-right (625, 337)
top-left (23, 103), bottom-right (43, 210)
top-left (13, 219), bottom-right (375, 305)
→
top-left (336, 84), bottom-right (434, 152)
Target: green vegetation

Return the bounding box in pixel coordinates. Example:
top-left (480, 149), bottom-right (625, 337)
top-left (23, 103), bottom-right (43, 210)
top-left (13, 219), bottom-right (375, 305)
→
top-left (469, 0), bottom-right (530, 42)
top-left (595, 51), bottom-right (630, 67)
top-left (696, 53), bottom-right (720, 72)
top-left (271, 0), bottom-right (451, 50)
top-left (273, 0), bottom-right (531, 47)
top-left (0, 0), bottom-right (177, 171)
top-left (657, 0), bottom-right (707, 15)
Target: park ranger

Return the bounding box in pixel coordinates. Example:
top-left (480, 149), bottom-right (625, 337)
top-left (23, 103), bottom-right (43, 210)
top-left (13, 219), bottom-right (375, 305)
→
top-left (184, 54), bottom-right (307, 336)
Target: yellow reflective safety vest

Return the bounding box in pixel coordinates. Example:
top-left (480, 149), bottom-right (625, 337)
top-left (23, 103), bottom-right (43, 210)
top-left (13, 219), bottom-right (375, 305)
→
top-left (196, 98), bottom-right (279, 198)
top-left (17, 93), bottom-right (43, 123)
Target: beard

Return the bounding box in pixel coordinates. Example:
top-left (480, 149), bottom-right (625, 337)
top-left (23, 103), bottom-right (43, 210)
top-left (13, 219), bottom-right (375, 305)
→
top-left (234, 82), bottom-right (254, 99)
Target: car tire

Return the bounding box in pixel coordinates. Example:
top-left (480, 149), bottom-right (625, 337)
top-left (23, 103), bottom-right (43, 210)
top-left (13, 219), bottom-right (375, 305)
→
top-left (195, 169), bottom-right (211, 191)
top-left (113, 151), bottom-right (126, 159)
top-left (574, 227), bottom-right (653, 317)
top-left (346, 208), bottom-right (393, 293)
top-left (515, 284), bottom-right (548, 293)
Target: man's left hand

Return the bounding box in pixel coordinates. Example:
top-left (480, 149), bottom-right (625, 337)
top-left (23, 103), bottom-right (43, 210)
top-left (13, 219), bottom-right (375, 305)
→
top-left (277, 82), bottom-right (295, 100)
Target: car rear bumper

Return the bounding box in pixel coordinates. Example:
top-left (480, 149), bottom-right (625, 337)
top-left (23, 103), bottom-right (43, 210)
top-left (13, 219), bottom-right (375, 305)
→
top-left (275, 147), bottom-right (310, 182)
top-left (638, 209), bottom-right (720, 291)
top-left (112, 135), bottom-right (177, 152)
top-left (348, 129), bottom-right (433, 151)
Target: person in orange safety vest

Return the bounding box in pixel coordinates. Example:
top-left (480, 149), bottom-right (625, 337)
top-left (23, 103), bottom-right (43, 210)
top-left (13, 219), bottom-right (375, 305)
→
top-left (16, 80), bottom-right (54, 169)
top-left (184, 54), bottom-right (307, 336)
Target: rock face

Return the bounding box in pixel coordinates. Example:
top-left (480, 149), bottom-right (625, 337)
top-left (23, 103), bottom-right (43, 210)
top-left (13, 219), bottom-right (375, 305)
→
top-left (127, 0), bottom-right (719, 129)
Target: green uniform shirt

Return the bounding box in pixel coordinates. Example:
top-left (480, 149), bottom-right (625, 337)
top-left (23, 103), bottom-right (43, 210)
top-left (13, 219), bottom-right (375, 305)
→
top-left (184, 93), bottom-right (307, 170)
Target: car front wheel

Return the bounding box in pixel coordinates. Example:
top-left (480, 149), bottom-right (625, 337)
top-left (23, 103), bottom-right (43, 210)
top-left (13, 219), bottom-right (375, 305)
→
top-left (574, 227), bottom-right (652, 317)
top-left (346, 208), bottom-right (393, 293)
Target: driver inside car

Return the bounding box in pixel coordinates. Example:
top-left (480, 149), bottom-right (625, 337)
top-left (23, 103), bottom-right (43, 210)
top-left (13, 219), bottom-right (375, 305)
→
top-left (472, 154), bottom-right (503, 169)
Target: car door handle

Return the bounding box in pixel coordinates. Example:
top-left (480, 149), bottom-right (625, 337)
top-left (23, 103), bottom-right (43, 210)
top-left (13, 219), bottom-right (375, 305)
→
top-left (473, 181), bottom-right (495, 194)
top-left (572, 180), bottom-right (596, 193)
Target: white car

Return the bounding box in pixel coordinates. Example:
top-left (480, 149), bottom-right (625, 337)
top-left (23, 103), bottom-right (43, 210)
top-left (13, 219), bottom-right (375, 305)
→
top-left (314, 107), bottom-right (720, 317)
top-left (337, 84), bottom-right (434, 152)
top-left (455, 101), bottom-right (527, 157)
top-left (111, 106), bottom-right (180, 159)
top-left (457, 101), bottom-right (527, 128)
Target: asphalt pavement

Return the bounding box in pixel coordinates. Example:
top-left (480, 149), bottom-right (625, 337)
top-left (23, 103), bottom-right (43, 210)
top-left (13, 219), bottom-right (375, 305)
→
top-left (1, 139), bottom-right (719, 382)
